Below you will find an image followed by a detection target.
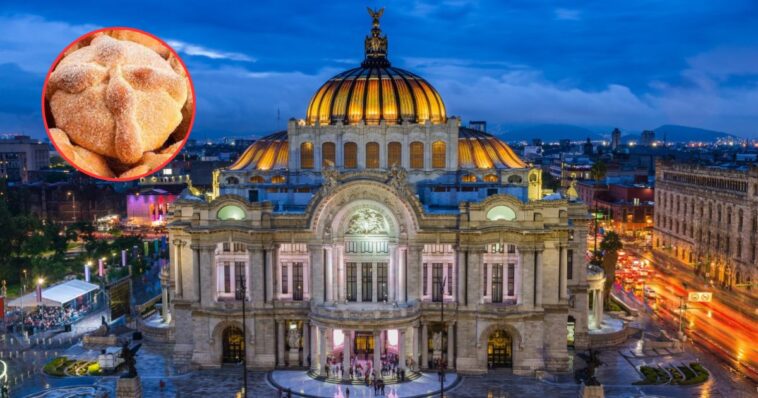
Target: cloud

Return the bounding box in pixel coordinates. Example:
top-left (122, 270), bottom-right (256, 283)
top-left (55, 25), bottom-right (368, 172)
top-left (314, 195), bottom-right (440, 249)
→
top-left (166, 40), bottom-right (255, 62)
top-left (553, 8), bottom-right (581, 21)
top-left (0, 14), bottom-right (99, 74)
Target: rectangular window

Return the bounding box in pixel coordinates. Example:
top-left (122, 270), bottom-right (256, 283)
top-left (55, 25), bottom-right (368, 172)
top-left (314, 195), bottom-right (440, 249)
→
top-left (223, 242), bottom-right (230, 252)
top-left (507, 263), bottom-right (515, 296)
top-left (322, 142), bottom-right (336, 167)
top-left (366, 142), bottom-right (380, 168)
top-left (567, 249), bottom-right (574, 280)
top-left (293, 262), bottom-right (303, 301)
top-left (507, 244), bottom-right (516, 254)
top-left (346, 262), bottom-right (357, 302)
top-left (362, 263), bottom-right (373, 302)
top-left (234, 261), bottom-right (245, 298)
top-left (281, 264), bottom-right (289, 295)
top-left (423, 263), bottom-right (428, 296)
top-left (223, 262), bottom-right (231, 294)
top-left (432, 263), bottom-right (443, 302)
top-left (447, 263), bottom-right (453, 295)
top-left (491, 264), bottom-right (503, 303)
top-left (344, 142), bottom-right (357, 169)
top-left (377, 262), bottom-right (388, 301)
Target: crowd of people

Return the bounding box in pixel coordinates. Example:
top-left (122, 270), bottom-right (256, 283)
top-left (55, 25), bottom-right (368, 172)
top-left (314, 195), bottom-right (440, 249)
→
top-left (4, 304), bottom-right (91, 335)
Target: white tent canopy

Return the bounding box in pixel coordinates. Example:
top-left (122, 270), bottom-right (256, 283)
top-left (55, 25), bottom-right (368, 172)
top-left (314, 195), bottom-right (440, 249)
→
top-left (7, 279), bottom-right (99, 308)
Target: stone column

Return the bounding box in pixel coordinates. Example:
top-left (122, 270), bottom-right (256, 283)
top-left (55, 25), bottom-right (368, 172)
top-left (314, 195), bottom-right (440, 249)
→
top-left (389, 244), bottom-right (396, 302)
top-left (310, 245), bottom-right (324, 304)
top-left (337, 245), bottom-right (345, 302)
top-left (343, 330), bottom-right (352, 379)
top-left (172, 240), bottom-right (185, 298)
top-left (407, 245), bottom-right (421, 300)
top-left (447, 323), bottom-right (455, 367)
top-left (200, 246), bottom-right (214, 307)
top-left (535, 248), bottom-right (544, 307)
top-left (310, 324), bottom-right (318, 372)
top-left (412, 325), bottom-right (420, 370)
top-left (249, 245), bottom-right (264, 305)
top-left (560, 245), bottom-right (568, 300)
top-left (467, 248), bottom-right (483, 305)
top-left (276, 321), bottom-right (285, 367)
top-left (421, 323), bottom-right (428, 369)
top-left (325, 246), bottom-right (334, 302)
top-left (266, 246), bottom-right (276, 302)
top-left (596, 290), bottom-right (604, 327)
top-left (519, 248), bottom-right (535, 309)
top-left (160, 278), bottom-right (169, 321)
top-left (303, 323), bottom-right (310, 368)
top-left (373, 331), bottom-right (381, 379)
top-left (398, 329), bottom-right (406, 370)
top-left (456, 249), bottom-right (465, 304)
top-left (399, 246), bottom-right (407, 303)
top-left (319, 327), bottom-right (327, 376)
top-left (356, 263), bottom-right (363, 303)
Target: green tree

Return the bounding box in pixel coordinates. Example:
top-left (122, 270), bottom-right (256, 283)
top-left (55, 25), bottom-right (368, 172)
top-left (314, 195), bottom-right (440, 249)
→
top-left (599, 231), bottom-right (623, 309)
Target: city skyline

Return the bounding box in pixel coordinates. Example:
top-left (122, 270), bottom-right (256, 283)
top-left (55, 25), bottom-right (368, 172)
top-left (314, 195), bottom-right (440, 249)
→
top-left (1, 0), bottom-right (757, 140)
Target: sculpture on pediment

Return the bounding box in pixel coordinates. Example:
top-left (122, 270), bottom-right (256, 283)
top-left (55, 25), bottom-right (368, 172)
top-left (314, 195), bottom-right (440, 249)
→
top-left (321, 167), bottom-right (340, 196)
top-left (346, 208), bottom-right (388, 235)
top-left (388, 164), bottom-right (408, 192)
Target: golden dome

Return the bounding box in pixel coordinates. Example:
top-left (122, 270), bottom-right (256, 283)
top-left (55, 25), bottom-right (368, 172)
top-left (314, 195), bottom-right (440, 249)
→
top-left (227, 131), bottom-right (288, 171)
top-left (305, 8), bottom-right (446, 126)
top-left (228, 129), bottom-right (527, 171)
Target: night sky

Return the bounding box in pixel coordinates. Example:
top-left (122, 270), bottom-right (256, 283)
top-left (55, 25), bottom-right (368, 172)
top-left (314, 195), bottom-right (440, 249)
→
top-left (1, 0), bottom-right (757, 139)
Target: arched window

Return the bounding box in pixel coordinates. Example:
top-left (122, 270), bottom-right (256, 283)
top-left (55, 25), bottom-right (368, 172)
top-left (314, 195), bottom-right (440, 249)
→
top-left (366, 142), bottom-right (380, 168)
top-left (432, 140), bottom-right (446, 168)
top-left (410, 141), bottom-right (424, 169)
top-left (271, 175), bottom-right (286, 184)
top-left (300, 142), bottom-right (314, 169)
top-left (322, 142), bottom-right (336, 167)
top-left (462, 174), bottom-right (477, 183)
top-left (217, 205), bottom-right (246, 221)
top-left (484, 174), bottom-right (498, 182)
top-left (225, 176), bottom-right (239, 185)
top-left (486, 205), bottom-right (517, 221)
top-left (344, 142), bottom-right (357, 169)
top-left (249, 176), bottom-right (264, 183)
top-left (387, 142), bottom-right (402, 167)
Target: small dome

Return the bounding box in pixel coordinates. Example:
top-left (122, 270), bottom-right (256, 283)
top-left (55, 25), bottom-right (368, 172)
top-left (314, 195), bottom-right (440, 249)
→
top-left (227, 131), bottom-right (288, 171)
top-left (305, 8), bottom-right (446, 126)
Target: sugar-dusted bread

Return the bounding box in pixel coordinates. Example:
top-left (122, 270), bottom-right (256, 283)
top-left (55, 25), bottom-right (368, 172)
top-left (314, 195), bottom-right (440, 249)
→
top-left (50, 128), bottom-right (115, 178)
top-left (47, 34), bottom-right (188, 165)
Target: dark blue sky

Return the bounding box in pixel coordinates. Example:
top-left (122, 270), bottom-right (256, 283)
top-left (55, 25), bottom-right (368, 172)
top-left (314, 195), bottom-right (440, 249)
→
top-left (1, 0), bottom-right (757, 139)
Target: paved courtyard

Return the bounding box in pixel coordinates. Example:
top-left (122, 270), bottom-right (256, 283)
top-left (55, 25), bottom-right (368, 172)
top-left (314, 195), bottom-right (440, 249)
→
top-left (4, 329), bottom-right (756, 397)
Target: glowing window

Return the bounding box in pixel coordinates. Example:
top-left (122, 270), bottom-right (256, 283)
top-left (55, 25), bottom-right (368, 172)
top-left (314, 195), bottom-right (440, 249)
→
top-left (344, 142), bottom-right (357, 169)
top-left (300, 142), bottom-right (314, 169)
top-left (322, 142), bottom-right (336, 167)
top-left (432, 140), bottom-right (446, 168)
top-left (486, 206), bottom-right (516, 221)
top-left (217, 205), bottom-right (246, 221)
top-left (249, 176), bottom-right (264, 183)
top-left (387, 142), bottom-right (402, 166)
top-left (484, 174), bottom-right (498, 182)
top-left (462, 174), bottom-right (477, 183)
top-left (366, 142), bottom-right (380, 168)
top-left (271, 175), bottom-right (286, 184)
top-left (333, 329), bottom-right (345, 347)
top-left (410, 141), bottom-right (424, 169)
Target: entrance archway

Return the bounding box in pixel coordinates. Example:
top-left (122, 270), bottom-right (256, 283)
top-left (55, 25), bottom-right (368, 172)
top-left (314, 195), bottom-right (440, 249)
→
top-left (487, 329), bottom-right (512, 368)
top-left (222, 326), bottom-right (244, 363)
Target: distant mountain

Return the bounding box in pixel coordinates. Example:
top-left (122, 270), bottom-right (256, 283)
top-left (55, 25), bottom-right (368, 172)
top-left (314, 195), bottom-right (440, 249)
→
top-left (492, 123), bottom-right (605, 142)
top-left (650, 124), bottom-right (734, 142)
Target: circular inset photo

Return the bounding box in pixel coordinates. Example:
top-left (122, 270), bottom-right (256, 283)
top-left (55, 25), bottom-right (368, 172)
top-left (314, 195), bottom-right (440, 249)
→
top-left (42, 27), bottom-right (195, 181)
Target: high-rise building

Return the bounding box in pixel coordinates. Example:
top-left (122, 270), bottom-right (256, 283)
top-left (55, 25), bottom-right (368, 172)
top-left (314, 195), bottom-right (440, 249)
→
top-left (611, 128), bottom-right (621, 151)
top-left (0, 135), bottom-right (49, 182)
top-left (640, 130), bottom-right (655, 146)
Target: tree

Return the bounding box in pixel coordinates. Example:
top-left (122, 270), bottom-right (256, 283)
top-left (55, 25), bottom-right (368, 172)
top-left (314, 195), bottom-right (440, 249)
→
top-left (599, 231), bottom-right (623, 309)
top-left (590, 160), bottom-right (607, 184)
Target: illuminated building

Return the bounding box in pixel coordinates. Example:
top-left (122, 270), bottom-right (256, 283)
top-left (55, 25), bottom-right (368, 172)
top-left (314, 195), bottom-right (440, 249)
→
top-left (653, 160), bottom-right (757, 290)
top-left (127, 188), bottom-right (177, 227)
top-left (164, 10), bottom-right (591, 377)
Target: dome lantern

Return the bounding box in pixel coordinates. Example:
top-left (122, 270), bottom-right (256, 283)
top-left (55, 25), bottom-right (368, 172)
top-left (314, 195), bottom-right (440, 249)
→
top-left (305, 8), bottom-right (447, 126)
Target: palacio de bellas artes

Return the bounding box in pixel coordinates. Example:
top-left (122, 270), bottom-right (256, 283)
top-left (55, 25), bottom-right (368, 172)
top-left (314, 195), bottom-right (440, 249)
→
top-left (161, 8), bottom-right (592, 381)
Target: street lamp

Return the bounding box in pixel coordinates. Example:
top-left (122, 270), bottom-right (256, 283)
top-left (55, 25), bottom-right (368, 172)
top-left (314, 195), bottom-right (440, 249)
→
top-left (66, 191), bottom-right (76, 223)
top-left (236, 278), bottom-right (248, 398)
